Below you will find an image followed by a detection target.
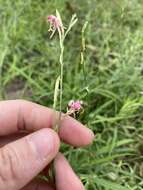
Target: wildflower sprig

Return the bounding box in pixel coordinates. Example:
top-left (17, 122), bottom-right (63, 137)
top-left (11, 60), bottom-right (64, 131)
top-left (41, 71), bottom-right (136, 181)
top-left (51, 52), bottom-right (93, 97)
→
top-left (46, 10), bottom-right (78, 183)
top-left (47, 10), bottom-right (78, 131)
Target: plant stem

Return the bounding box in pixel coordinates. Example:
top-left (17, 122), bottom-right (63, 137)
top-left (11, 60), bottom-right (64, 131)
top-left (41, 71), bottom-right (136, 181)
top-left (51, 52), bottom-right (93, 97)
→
top-left (59, 34), bottom-right (64, 122)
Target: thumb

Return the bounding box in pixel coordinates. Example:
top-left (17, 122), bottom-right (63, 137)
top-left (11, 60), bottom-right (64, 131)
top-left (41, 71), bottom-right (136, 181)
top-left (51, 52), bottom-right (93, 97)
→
top-left (0, 128), bottom-right (60, 190)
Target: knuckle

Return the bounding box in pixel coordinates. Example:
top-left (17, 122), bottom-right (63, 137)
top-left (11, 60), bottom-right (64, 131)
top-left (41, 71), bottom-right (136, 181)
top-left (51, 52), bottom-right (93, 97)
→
top-left (0, 145), bottom-right (21, 184)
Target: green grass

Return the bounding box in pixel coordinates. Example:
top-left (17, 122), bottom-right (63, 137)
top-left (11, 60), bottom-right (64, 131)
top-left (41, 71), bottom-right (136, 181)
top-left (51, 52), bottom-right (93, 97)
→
top-left (0, 0), bottom-right (143, 189)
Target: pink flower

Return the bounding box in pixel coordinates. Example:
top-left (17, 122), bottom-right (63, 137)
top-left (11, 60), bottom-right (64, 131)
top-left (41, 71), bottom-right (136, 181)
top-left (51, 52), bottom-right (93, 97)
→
top-left (47, 15), bottom-right (61, 29)
top-left (68, 100), bottom-right (83, 111)
top-left (47, 15), bottom-right (64, 37)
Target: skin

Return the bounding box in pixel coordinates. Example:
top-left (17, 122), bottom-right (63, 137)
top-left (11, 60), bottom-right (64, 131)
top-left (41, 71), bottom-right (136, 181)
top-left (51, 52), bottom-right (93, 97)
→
top-left (0, 100), bottom-right (94, 190)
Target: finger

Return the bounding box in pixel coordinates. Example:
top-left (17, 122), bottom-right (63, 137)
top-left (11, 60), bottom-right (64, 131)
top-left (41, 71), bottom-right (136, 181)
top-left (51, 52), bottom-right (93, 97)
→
top-left (0, 128), bottom-right (60, 190)
top-left (54, 153), bottom-right (84, 190)
top-left (0, 100), bottom-right (94, 146)
top-left (59, 115), bottom-right (94, 146)
top-left (21, 180), bottom-right (55, 190)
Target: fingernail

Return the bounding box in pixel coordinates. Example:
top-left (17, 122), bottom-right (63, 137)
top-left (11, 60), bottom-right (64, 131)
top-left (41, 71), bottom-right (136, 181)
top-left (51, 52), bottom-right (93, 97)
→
top-left (88, 128), bottom-right (95, 144)
top-left (28, 129), bottom-right (57, 160)
top-left (90, 130), bottom-right (95, 140)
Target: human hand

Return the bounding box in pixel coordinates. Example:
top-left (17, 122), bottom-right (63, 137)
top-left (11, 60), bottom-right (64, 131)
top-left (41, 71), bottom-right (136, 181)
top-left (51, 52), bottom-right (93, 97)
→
top-left (0, 100), bottom-right (94, 190)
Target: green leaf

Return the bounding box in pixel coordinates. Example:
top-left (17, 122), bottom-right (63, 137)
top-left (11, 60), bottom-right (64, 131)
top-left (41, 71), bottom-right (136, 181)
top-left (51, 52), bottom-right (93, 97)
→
top-left (94, 177), bottom-right (130, 190)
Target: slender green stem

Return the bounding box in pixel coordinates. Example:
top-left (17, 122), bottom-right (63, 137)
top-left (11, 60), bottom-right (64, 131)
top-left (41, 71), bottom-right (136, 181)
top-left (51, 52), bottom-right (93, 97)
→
top-left (55, 12), bottom-right (77, 125)
top-left (59, 37), bottom-right (64, 121)
top-left (50, 11), bottom-right (78, 183)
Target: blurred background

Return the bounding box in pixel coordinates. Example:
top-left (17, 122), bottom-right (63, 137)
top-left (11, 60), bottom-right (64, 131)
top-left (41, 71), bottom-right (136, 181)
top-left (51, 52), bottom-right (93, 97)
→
top-left (0, 0), bottom-right (143, 189)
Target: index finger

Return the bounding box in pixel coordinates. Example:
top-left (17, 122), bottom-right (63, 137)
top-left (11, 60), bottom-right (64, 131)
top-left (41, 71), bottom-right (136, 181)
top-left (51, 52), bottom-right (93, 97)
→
top-left (0, 100), bottom-right (94, 147)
